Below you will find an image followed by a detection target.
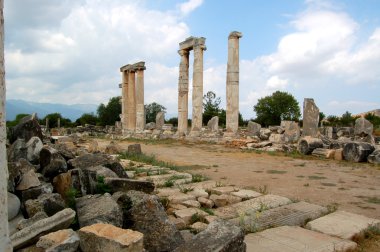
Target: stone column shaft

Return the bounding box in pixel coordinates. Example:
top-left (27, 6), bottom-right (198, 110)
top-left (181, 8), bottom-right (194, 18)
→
top-left (226, 31), bottom-right (242, 133)
top-left (178, 50), bottom-right (189, 135)
top-left (121, 71), bottom-right (128, 133)
top-left (0, 0), bottom-right (12, 250)
top-left (135, 69), bottom-right (145, 131)
top-left (191, 45), bottom-right (205, 132)
top-left (127, 71), bottom-right (136, 131)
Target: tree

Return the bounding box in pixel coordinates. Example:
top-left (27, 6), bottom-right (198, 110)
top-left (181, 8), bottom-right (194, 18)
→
top-left (253, 91), bottom-right (301, 126)
top-left (340, 111), bottom-right (356, 127)
top-left (41, 113), bottom-right (72, 128)
top-left (166, 117), bottom-right (178, 126)
top-left (97, 96), bottom-right (121, 126)
top-left (145, 102), bottom-right (166, 123)
top-left (6, 113), bottom-right (30, 127)
top-left (203, 91), bottom-right (221, 125)
top-left (319, 112), bottom-right (326, 126)
top-left (325, 115), bottom-right (339, 126)
top-left (364, 113), bottom-right (380, 128)
top-left (76, 113), bottom-right (98, 126)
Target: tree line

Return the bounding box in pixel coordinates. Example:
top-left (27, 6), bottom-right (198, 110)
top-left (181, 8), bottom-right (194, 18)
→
top-left (7, 91), bottom-right (380, 131)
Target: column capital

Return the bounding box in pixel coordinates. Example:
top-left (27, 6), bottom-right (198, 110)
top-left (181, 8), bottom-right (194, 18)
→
top-left (229, 31), bottom-right (243, 39)
top-left (132, 61), bottom-right (146, 71)
top-left (120, 64), bottom-right (131, 72)
top-left (178, 49), bottom-right (189, 56)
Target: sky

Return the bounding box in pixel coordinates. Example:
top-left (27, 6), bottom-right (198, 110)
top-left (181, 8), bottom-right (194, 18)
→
top-left (4, 0), bottom-right (380, 119)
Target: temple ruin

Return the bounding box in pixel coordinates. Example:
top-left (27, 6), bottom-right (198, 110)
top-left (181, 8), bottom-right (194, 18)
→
top-left (119, 62), bottom-right (146, 134)
top-left (177, 37), bottom-right (206, 136)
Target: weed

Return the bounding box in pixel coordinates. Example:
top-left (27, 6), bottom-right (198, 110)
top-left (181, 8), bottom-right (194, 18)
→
top-left (96, 176), bottom-right (111, 194)
top-left (192, 174), bottom-right (207, 183)
top-left (178, 185), bottom-right (194, 194)
top-left (326, 203), bottom-right (339, 213)
top-left (200, 207), bottom-right (214, 215)
top-left (163, 180), bottom-right (174, 187)
top-left (159, 197), bottom-right (170, 210)
top-left (321, 182), bottom-right (337, 187)
top-left (190, 213), bottom-right (204, 224)
top-left (308, 175), bottom-right (327, 180)
top-left (258, 185), bottom-right (269, 194)
top-left (296, 175), bottom-right (305, 178)
top-left (215, 181), bottom-right (224, 187)
top-left (65, 188), bottom-right (79, 209)
top-left (212, 164), bottom-right (219, 167)
top-left (266, 170), bottom-right (287, 174)
top-left (258, 202), bottom-right (269, 212)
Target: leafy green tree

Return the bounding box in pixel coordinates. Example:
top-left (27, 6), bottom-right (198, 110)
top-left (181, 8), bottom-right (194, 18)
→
top-left (97, 96), bottom-right (121, 126)
top-left (253, 91), bottom-right (301, 126)
top-left (76, 113), bottom-right (98, 126)
top-left (339, 111), bottom-right (356, 127)
top-left (145, 102), bottom-right (166, 123)
top-left (166, 117), bottom-right (178, 126)
top-left (6, 113), bottom-right (30, 127)
top-left (203, 91), bottom-right (221, 125)
top-left (41, 113), bottom-right (72, 128)
top-left (325, 115), bottom-right (339, 126)
top-left (364, 113), bottom-right (380, 128)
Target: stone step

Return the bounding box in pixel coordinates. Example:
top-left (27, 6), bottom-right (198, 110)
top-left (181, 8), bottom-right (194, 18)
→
top-left (230, 201), bottom-right (328, 232)
top-left (306, 210), bottom-right (380, 240)
top-left (245, 226), bottom-right (357, 252)
top-left (214, 194), bottom-right (292, 220)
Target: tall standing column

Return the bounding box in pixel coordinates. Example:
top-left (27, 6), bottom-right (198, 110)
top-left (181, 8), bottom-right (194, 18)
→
top-left (178, 49), bottom-right (189, 136)
top-left (0, 0), bottom-right (12, 250)
top-left (226, 31), bottom-right (242, 134)
top-left (135, 63), bottom-right (146, 131)
top-left (121, 70), bottom-right (129, 133)
top-left (127, 70), bottom-right (136, 131)
top-left (191, 40), bottom-right (206, 134)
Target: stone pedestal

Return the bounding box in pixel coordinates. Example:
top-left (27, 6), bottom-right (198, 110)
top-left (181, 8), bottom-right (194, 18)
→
top-left (226, 31), bottom-right (242, 134)
top-left (178, 50), bottom-right (189, 136)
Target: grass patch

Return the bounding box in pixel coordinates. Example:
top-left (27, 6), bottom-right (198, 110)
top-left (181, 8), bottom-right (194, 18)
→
top-left (356, 196), bottom-right (380, 205)
top-left (200, 207), bottom-right (214, 215)
top-left (177, 184), bottom-right (194, 193)
top-left (122, 137), bottom-right (177, 145)
top-left (296, 175), bottom-right (305, 178)
top-left (191, 174), bottom-right (208, 183)
top-left (308, 175), bottom-right (327, 180)
top-left (266, 170), bottom-right (287, 174)
top-left (119, 152), bottom-right (202, 171)
top-left (320, 182), bottom-right (337, 187)
top-left (96, 176), bottom-right (111, 194)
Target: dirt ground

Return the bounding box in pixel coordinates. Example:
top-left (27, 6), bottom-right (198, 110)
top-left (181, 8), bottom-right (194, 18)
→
top-left (96, 138), bottom-right (380, 220)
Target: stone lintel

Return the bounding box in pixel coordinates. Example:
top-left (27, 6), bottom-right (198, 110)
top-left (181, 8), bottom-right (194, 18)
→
top-left (120, 64), bottom-right (131, 72)
top-left (228, 31), bottom-right (243, 39)
top-left (179, 36), bottom-right (206, 51)
top-left (132, 61), bottom-right (146, 71)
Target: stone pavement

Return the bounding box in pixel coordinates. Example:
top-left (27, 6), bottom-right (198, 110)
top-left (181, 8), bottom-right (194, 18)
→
top-left (121, 158), bottom-right (380, 252)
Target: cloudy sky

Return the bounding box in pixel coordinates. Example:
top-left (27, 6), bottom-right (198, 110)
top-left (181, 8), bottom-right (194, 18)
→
top-left (4, 0), bottom-right (380, 119)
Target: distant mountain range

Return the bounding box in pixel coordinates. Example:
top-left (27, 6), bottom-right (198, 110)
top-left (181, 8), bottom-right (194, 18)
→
top-left (6, 99), bottom-right (98, 121)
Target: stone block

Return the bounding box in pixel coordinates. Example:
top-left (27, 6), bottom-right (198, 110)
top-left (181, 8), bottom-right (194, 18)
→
top-left (36, 229), bottom-right (79, 252)
top-left (190, 222), bottom-right (208, 233)
top-left (174, 208), bottom-right (208, 225)
top-left (210, 194), bottom-right (242, 207)
top-left (198, 197), bottom-right (214, 208)
top-left (302, 98), bottom-right (319, 137)
top-left (231, 189), bottom-right (261, 200)
top-left (78, 223), bottom-right (143, 252)
top-left (306, 210), bottom-right (380, 240)
top-left (104, 177), bottom-right (155, 194)
top-left (210, 186), bottom-right (236, 195)
top-left (182, 200), bottom-right (201, 208)
top-left (24, 193), bottom-right (66, 217)
top-left (245, 226), bottom-right (356, 252)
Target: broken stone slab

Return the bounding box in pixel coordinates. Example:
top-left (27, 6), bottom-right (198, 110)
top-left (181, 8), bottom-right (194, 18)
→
top-left (51, 143), bottom-right (76, 161)
top-left (231, 189), bottom-right (261, 200)
top-left (302, 98), bottom-right (319, 137)
top-left (207, 116), bottom-right (219, 132)
top-left (8, 192), bottom-right (21, 221)
top-left (26, 136), bottom-right (43, 165)
top-left (190, 222), bottom-right (208, 234)
top-left (354, 117), bottom-right (373, 136)
top-left (282, 121), bottom-right (301, 143)
top-left (210, 186), bottom-right (237, 195)
top-left (9, 113), bottom-right (43, 144)
top-left (182, 200), bottom-right (201, 208)
top-left (169, 215), bottom-right (187, 230)
top-left (247, 141), bottom-right (272, 149)
top-left (10, 208), bottom-right (76, 250)
top-left (214, 194), bottom-right (292, 220)
top-left (230, 201), bottom-right (328, 232)
top-left (16, 169), bottom-right (41, 191)
top-left (187, 188), bottom-right (209, 198)
top-left (311, 148), bottom-right (336, 159)
top-left (76, 194), bottom-right (123, 228)
top-left (247, 121), bottom-right (261, 136)
top-left (127, 143), bottom-right (142, 155)
top-left (269, 133), bottom-right (284, 143)
top-left (198, 197), bottom-right (214, 208)
top-left (168, 192), bottom-right (197, 204)
top-left (17, 212), bottom-right (48, 231)
top-left (173, 219), bottom-right (246, 252)
top-left (52, 169), bottom-right (87, 200)
top-left (298, 136), bottom-right (323, 155)
top-left (8, 138), bottom-right (27, 162)
top-left (36, 229), bottom-right (79, 252)
top-left (39, 146), bottom-right (68, 179)
top-left (104, 141), bottom-right (123, 154)
top-left (174, 208), bottom-right (209, 225)
top-left (210, 194), bottom-right (242, 207)
top-left (24, 193), bottom-right (66, 218)
top-left (245, 226), bottom-right (357, 252)
top-left (78, 223), bottom-right (144, 252)
top-left (343, 142), bottom-right (375, 162)
top-left (306, 210), bottom-right (380, 240)
top-left (368, 149), bottom-right (380, 164)
top-left (117, 190), bottom-right (185, 251)
top-left (20, 182), bottom-right (54, 203)
top-left (104, 177), bottom-right (155, 194)
top-left (155, 111), bottom-right (165, 130)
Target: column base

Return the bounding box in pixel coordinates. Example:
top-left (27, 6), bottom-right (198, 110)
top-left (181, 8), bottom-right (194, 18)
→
top-left (223, 131), bottom-right (238, 138)
top-left (188, 130), bottom-right (201, 138)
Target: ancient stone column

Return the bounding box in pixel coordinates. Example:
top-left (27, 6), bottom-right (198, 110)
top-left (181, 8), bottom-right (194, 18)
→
top-left (177, 49), bottom-right (190, 136)
top-left (127, 70), bottom-right (136, 131)
top-left (135, 62), bottom-right (146, 131)
top-left (121, 68), bottom-right (129, 134)
top-left (302, 98), bottom-right (319, 137)
top-left (191, 38), bottom-right (206, 134)
top-left (226, 31), bottom-right (242, 134)
top-left (0, 0), bottom-right (12, 250)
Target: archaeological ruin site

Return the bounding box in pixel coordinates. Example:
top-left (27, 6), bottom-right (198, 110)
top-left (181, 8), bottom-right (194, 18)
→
top-left (1, 6), bottom-right (380, 252)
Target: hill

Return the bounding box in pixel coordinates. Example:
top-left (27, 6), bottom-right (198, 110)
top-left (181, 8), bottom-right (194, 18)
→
top-left (6, 99), bottom-right (98, 121)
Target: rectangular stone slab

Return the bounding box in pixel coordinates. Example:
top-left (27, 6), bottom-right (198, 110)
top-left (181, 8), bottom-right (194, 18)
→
top-left (245, 226), bottom-right (357, 252)
top-left (306, 210), bottom-right (380, 240)
top-left (230, 201), bottom-right (328, 232)
top-left (214, 194), bottom-right (292, 220)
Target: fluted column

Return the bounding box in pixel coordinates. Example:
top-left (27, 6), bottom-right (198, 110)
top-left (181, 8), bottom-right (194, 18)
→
top-left (127, 70), bottom-right (136, 131)
top-left (135, 65), bottom-right (146, 131)
top-left (121, 70), bottom-right (129, 133)
top-left (226, 31), bottom-right (242, 133)
top-left (178, 49), bottom-right (189, 136)
top-left (191, 42), bottom-right (206, 134)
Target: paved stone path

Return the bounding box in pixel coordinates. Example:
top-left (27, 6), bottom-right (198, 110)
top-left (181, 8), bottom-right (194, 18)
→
top-left (121, 158), bottom-right (380, 251)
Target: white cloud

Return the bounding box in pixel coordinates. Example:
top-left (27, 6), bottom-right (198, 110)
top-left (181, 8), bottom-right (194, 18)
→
top-left (266, 76), bottom-right (288, 89)
top-left (178, 0), bottom-right (204, 16)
